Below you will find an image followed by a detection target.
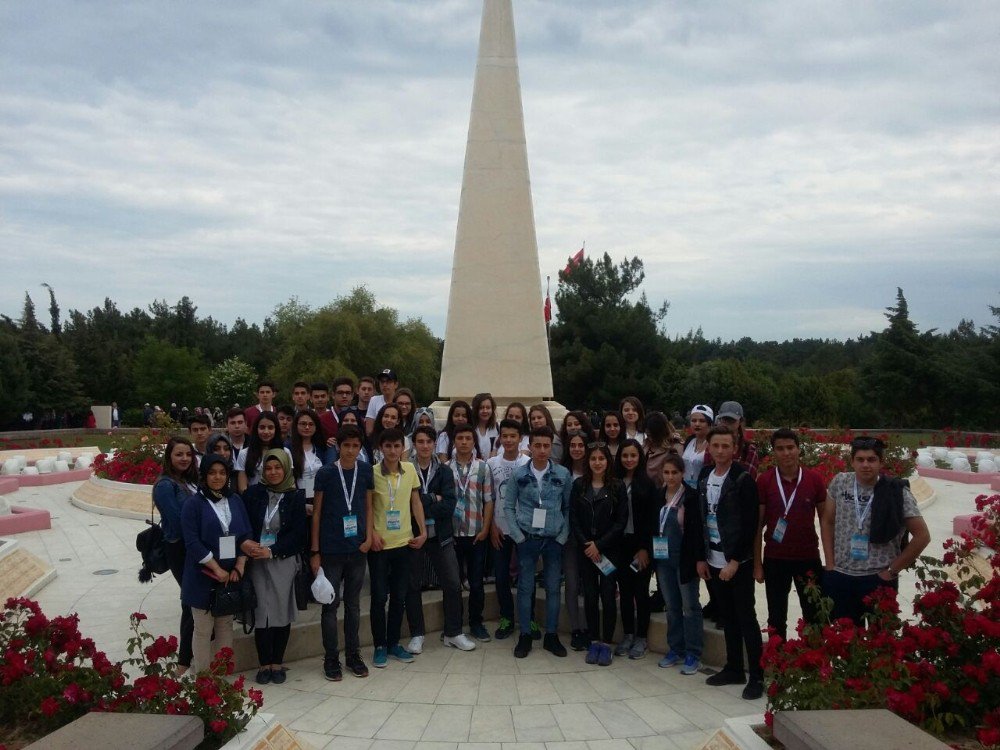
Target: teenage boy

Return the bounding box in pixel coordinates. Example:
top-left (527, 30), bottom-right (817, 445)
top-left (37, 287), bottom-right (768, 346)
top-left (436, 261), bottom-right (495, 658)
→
top-left (696, 426), bottom-right (764, 700)
top-left (333, 377), bottom-right (356, 413)
top-left (311, 382), bottom-right (339, 443)
top-left (276, 405), bottom-right (295, 444)
top-left (450, 425), bottom-right (494, 642)
top-left (225, 408), bottom-right (248, 466)
top-left (244, 381), bottom-right (277, 429)
top-left (487, 419), bottom-right (533, 640)
top-left (753, 428), bottom-right (827, 641)
top-left (291, 381), bottom-right (311, 414)
top-left (365, 369), bottom-right (399, 435)
top-left (188, 414), bottom-right (212, 462)
top-left (356, 377), bottom-right (376, 416)
top-left (368, 428), bottom-right (427, 667)
top-left (310, 425), bottom-right (372, 681)
top-left (821, 437), bottom-right (930, 625)
top-left (503, 426), bottom-right (571, 659)
top-left (405, 426), bottom-right (476, 653)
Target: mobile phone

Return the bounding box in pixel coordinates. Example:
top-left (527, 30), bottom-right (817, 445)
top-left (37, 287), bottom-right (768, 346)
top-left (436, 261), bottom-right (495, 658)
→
top-left (629, 558), bottom-right (641, 572)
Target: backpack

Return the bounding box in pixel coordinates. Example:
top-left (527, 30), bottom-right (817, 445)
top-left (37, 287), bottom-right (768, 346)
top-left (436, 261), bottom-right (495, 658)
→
top-left (136, 494), bottom-right (169, 582)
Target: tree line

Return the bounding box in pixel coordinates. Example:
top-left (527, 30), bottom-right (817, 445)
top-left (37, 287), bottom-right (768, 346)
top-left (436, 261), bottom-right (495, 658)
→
top-left (2, 260), bottom-right (997, 430)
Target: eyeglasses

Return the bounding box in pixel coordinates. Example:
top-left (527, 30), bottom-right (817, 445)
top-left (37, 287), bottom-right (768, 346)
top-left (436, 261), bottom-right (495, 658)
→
top-left (587, 441), bottom-right (607, 449)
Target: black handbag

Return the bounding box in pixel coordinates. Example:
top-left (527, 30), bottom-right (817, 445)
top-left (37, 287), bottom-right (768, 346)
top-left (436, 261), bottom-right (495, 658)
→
top-left (294, 553), bottom-right (311, 611)
top-left (211, 574), bottom-right (258, 634)
top-left (136, 497), bottom-right (169, 583)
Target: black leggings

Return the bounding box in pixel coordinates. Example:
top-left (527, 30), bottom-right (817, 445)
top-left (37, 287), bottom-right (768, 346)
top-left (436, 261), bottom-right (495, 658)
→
top-left (618, 537), bottom-right (652, 637)
top-left (165, 541), bottom-right (194, 668)
top-left (579, 551), bottom-right (617, 643)
top-left (254, 625), bottom-right (291, 666)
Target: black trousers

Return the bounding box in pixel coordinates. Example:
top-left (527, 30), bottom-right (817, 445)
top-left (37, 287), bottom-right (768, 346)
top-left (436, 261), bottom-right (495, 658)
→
top-left (823, 569), bottom-right (898, 626)
top-left (579, 551), bottom-right (617, 643)
top-left (617, 536), bottom-right (652, 638)
top-left (254, 625), bottom-right (291, 666)
top-left (165, 540), bottom-right (194, 668)
top-left (710, 561), bottom-right (763, 680)
top-left (762, 557), bottom-right (822, 641)
top-left (369, 546), bottom-right (411, 648)
top-left (321, 552), bottom-right (367, 660)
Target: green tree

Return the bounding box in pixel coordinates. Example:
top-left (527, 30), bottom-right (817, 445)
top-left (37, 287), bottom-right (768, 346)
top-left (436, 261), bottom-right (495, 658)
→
top-left (550, 253), bottom-right (669, 409)
top-left (133, 337), bottom-right (207, 409)
top-left (0, 326), bottom-right (32, 425)
top-left (207, 357), bottom-right (258, 409)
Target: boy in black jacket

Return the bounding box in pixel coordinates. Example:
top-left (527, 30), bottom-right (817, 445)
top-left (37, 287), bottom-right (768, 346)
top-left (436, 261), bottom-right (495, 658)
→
top-left (696, 426), bottom-right (764, 700)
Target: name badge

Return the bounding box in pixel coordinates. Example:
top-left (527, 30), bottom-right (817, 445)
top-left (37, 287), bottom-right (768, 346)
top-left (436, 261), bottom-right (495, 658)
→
top-left (531, 508), bottom-right (547, 529)
top-left (706, 512), bottom-right (721, 544)
top-left (303, 475), bottom-right (315, 499)
top-left (772, 517), bottom-right (788, 543)
top-left (219, 535), bottom-right (236, 560)
top-left (850, 533), bottom-right (869, 561)
top-left (386, 509), bottom-right (401, 531)
top-left (653, 536), bottom-right (670, 560)
top-left (426, 518), bottom-right (436, 539)
top-left (343, 514), bottom-right (358, 538)
top-left (260, 531), bottom-right (277, 547)
top-left (595, 554), bottom-right (616, 576)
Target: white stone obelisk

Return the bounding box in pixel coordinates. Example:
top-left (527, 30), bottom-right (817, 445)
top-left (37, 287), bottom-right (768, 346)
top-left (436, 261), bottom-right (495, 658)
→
top-left (434, 0), bottom-right (563, 420)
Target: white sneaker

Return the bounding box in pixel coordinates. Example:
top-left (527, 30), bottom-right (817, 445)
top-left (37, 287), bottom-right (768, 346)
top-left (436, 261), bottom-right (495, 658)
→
top-left (443, 633), bottom-right (477, 651)
top-left (407, 636), bottom-right (425, 655)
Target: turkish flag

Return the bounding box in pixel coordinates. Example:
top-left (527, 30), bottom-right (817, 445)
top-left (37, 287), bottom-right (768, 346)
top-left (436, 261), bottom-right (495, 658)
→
top-left (563, 247), bottom-right (584, 275)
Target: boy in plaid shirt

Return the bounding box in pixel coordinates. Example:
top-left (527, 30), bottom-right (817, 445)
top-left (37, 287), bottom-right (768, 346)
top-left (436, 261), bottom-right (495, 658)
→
top-left (450, 424), bottom-right (494, 641)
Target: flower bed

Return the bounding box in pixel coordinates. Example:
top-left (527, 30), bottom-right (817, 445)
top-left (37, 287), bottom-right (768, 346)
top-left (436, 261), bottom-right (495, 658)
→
top-left (0, 436), bottom-right (84, 452)
top-left (762, 493), bottom-right (1000, 750)
top-left (0, 601), bottom-right (262, 750)
top-left (91, 429), bottom-right (167, 485)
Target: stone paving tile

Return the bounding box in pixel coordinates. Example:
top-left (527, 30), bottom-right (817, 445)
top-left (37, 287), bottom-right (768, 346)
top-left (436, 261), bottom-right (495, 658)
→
top-left (655, 694), bottom-right (730, 732)
top-left (326, 737), bottom-right (376, 750)
top-left (548, 704), bottom-right (610, 742)
top-left (665, 730), bottom-right (711, 750)
top-left (458, 743), bottom-right (502, 750)
top-left (585, 701), bottom-right (655, 739)
top-left (621, 697), bottom-right (696, 734)
top-left (477, 674), bottom-right (519, 705)
top-left (544, 742), bottom-right (590, 750)
top-left (469, 706), bottom-right (517, 743)
top-left (515, 674), bottom-right (557, 705)
top-left (397, 672), bottom-right (449, 703)
top-left (295, 730), bottom-right (335, 749)
top-left (376, 703), bottom-right (437, 741)
top-left (511, 705), bottom-right (563, 743)
top-left (436, 673), bottom-right (480, 706)
top-left (289, 696), bottom-right (362, 734)
top-left (421, 705), bottom-right (473, 742)
top-left (330, 700), bottom-right (398, 739)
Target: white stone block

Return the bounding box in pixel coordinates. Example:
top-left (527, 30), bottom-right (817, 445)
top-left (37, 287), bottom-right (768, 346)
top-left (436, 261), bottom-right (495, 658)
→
top-left (21, 466), bottom-right (39, 476)
top-left (57, 451), bottom-right (72, 463)
top-left (53, 460), bottom-right (71, 473)
top-left (75, 456), bottom-right (93, 469)
top-left (35, 458), bottom-right (55, 474)
top-left (916, 454), bottom-right (934, 468)
top-left (978, 458), bottom-right (997, 474)
top-left (932, 447), bottom-right (948, 460)
top-left (951, 457), bottom-right (971, 472)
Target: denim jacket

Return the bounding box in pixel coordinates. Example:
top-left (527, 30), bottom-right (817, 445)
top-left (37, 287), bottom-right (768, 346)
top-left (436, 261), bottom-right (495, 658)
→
top-left (502, 460), bottom-right (572, 544)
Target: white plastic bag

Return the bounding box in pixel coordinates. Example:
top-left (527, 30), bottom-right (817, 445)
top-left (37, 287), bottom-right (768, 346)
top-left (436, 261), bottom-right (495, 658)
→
top-left (310, 567), bottom-right (337, 605)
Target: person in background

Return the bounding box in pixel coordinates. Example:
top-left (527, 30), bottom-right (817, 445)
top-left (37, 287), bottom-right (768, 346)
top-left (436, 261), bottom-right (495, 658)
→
top-left (821, 437), bottom-right (930, 625)
top-left (226, 408), bottom-right (249, 467)
top-left (644, 411), bottom-right (682, 488)
top-left (310, 426), bottom-right (372, 681)
top-left (153, 437), bottom-right (199, 675)
top-left (559, 410), bottom-right (595, 450)
top-left (276, 405), bottom-right (296, 444)
top-left (614, 438), bottom-right (658, 660)
top-left (600, 411), bottom-right (624, 460)
top-left (290, 409), bottom-right (330, 513)
top-left (716, 401), bottom-right (760, 479)
top-left (394, 388), bottom-right (417, 437)
top-left (372, 403), bottom-right (411, 461)
top-left (244, 381), bottom-right (277, 430)
top-left (365, 369), bottom-right (399, 435)
top-left (180, 454), bottom-right (252, 673)
top-left (655, 454), bottom-right (704, 675)
top-left (471, 393), bottom-right (500, 459)
top-left (111, 401), bottom-right (120, 428)
top-left (619, 396), bottom-right (646, 445)
top-left (236, 413), bottom-right (286, 493)
top-left (503, 402), bottom-right (531, 454)
top-left (682, 405), bottom-right (713, 489)
top-left (528, 404), bottom-right (562, 462)
top-left (356, 376), bottom-right (376, 416)
top-left (571, 443), bottom-right (628, 666)
top-left (291, 381), bottom-right (310, 414)
top-left (311, 382), bottom-right (339, 443)
top-left (754, 428), bottom-right (827, 641)
top-left (188, 414), bottom-right (212, 462)
top-left (241, 450), bottom-right (307, 684)
top-left (436, 400), bottom-right (473, 462)
top-left (337, 408), bottom-right (372, 463)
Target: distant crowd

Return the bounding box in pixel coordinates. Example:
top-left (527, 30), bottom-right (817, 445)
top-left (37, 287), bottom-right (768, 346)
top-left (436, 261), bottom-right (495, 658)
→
top-left (152, 369), bottom-right (930, 698)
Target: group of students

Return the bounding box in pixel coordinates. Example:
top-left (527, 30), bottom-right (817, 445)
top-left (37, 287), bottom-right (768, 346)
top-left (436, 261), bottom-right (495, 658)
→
top-left (153, 370), bottom-right (931, 702)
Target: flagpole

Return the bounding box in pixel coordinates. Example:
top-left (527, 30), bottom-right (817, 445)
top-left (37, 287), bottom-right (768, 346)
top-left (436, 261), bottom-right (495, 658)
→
top-left (545, 275), bottom-right (551, 347)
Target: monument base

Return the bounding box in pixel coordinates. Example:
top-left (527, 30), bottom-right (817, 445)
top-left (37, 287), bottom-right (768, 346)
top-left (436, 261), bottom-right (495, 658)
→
top-left (428, 400), bottom-right (567, 429)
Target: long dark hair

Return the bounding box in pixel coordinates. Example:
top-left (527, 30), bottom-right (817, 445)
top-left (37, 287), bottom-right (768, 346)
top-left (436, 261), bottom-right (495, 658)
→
top-left (582, 443), bottom-right (616, 488)
top-left (160, 437), bottom-right (198, 485)
top-left (442, 400), bottom-right (472, 456)
top-left (644, 411), bottom-right (676, 450)
top-left (599, 410), bottom-right (624, 446)
top-left (291, 408), bottom-right (327, 480)
top-left (560, 410), bottom-right (594, 448)
top-left (373, 402), bottom-right (404, 450)
top-left (394, 387), bottom-right (417, 435)
top-left (504, 402), bottom-right (529, 433)
top-left (614, 438), bottom-right (647, 480)
top-left (471, 393), bottom-right (498, 430)
top-left (619, 396), bottom-right (646, 433)
top-left (245, 412), bottom-right (284, 480)
top-left (561, 432), bottom-right (588, 473)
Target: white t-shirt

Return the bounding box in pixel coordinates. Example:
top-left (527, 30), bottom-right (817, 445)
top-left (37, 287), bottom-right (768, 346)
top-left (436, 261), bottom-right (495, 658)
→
top-left (531, 463), bottom-right (547, 486)
top-left (706, 468), bottom-right (730, 568)
top-left (487, 453), bottom-right (530, 535)
top-left (683, 439), bottom-right (706, 488)
top-left (297, 449), bottom-right (325, 498)
top-left (435, 431), bottom-right (452, 458)
top-left (475, 426), bottom-right (499, 459)
top-left (366, 395), bottom-right (387, 421)
top-left (625, 429), bottom-right (646, 446)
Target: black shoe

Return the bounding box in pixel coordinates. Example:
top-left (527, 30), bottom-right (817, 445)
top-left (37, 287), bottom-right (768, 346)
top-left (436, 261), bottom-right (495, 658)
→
top-left (323, 660), bottom-right (343, 682)
top-left (570, 630), bottom-right (589, 651)
top-left (742, 679), bottom-right (765, 700)
top-left (706, 668), bottom-right (746, 686)
top-left (514, 634), bottom-right (533, 658)
top-left (255, 668), bottom-right (272, 685)
top-left (270, 667), bottom-right (287, 684)
top-left (346, 652), bottom-right (369, 678)
top-left (543, 633), bottom-right (567, 657)
top-left (494, 618), bottom-right (515, 640)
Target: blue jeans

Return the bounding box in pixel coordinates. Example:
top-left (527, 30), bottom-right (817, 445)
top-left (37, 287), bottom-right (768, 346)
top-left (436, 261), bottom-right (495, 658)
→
top-left (516, 537), bottom-right (563, 634)
top-left (655, 559), bottom-right (703, 657)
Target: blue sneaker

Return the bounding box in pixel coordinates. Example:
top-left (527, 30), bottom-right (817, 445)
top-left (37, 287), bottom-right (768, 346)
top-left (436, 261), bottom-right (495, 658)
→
top-left (658, 650), bottom-right (682, 668)
top-left (585, 642), bottom-right (601, 665)
top-left (388, 644), bottom-right (414, 663)
top-left (597, 643), bottom-right (613, 667)
top-left (373, 646), bottom-right (388, 668)
top-left (681, 654), bottom-right (701, 675)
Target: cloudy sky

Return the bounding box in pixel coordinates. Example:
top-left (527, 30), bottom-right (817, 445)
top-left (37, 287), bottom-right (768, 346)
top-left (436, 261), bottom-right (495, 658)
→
top-left (2, 1), bottom-right (997, 342)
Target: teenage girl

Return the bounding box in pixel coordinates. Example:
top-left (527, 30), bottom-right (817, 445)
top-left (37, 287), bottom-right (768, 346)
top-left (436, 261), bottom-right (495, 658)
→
top-left (472, 393), bottom-right (499, 459)
top-left (600, 411), bottom-right (624, 460)
top-left (620, 397), bottom-right (646, 445)
top-left (437, 400), bottom-right (472, 462)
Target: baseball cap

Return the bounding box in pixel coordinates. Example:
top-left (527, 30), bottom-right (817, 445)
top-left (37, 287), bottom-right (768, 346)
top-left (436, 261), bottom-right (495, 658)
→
top-left (378, 368), bottom-right (398, 381)
top-left (689, 404), bottom-right (714, 422)
top-left (717, 401), bottom-right (745, 421)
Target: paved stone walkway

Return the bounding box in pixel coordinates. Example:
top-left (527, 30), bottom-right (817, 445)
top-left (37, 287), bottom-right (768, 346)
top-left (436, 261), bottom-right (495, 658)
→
top-left (5, 476), bottom-right (988, 750)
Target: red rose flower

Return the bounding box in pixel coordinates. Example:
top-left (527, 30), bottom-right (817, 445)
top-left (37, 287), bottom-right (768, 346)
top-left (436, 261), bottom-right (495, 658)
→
top-left (39, 697), bottom-right (60, 717)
